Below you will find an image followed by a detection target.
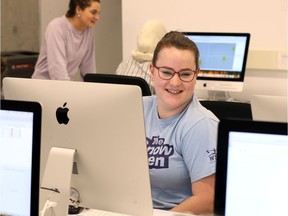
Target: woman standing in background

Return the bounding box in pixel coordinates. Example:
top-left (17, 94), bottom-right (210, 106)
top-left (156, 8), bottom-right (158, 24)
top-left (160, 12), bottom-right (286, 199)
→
top-left (32, 0), bottom-right (101, 80)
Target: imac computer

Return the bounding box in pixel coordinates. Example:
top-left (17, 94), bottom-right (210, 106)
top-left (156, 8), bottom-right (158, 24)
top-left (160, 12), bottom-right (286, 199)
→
top-left (183, 32), bottom-right (250, 100)
top-left (3, 77), bottom-right (153, 216)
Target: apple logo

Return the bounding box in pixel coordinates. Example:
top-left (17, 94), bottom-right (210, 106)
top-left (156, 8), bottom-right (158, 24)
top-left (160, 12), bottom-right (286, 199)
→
top-left (56, 102), bottom-right (70, 124)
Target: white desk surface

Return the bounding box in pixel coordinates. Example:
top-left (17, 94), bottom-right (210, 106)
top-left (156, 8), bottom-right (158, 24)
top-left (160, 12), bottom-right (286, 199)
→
top-left (73, 208), bottom-right (212, 216)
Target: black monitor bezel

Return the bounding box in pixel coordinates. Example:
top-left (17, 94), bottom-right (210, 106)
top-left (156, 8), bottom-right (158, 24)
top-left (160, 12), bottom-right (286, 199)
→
top-left (1, 99), bottom-right (42, 216)
top-left (182, 32), bottom-right (250, 83)
top-left (214, 119), bottom-right (287, 215)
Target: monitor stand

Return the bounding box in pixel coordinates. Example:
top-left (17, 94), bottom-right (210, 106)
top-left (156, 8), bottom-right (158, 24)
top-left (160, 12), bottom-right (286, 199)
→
top-left (206, 90), bottom-right (235, 101)
top-left (39, 147), bottom-right (76, 216)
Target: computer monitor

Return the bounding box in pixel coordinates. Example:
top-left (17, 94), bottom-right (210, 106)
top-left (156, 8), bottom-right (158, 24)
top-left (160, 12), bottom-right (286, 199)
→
top-left (0, 99), bottom-right (42, 216)
top-left (3, 77), bottom-right (153, 216)
top-left (183, 32), bottom-right (250, 100)
top-left (214, 119), bottom-right (288, 216)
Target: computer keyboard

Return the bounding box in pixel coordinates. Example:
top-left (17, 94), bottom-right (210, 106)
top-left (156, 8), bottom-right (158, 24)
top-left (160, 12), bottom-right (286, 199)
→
top-left (74, 208), bottom-right (132, 216)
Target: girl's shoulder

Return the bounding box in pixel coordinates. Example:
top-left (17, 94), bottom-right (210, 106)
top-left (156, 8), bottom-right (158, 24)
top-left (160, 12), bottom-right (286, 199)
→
top-left (47, 16), bottom-right (67, 30)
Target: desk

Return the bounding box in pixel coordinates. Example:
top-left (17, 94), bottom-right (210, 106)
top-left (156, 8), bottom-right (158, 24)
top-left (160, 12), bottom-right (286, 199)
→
top-left (73, 208), bottom-right (209, 216)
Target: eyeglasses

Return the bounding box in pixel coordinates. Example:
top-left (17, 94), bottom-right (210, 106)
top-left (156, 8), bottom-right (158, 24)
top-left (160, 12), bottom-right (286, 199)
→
top-left (154, 66), bottom-right (197, 82)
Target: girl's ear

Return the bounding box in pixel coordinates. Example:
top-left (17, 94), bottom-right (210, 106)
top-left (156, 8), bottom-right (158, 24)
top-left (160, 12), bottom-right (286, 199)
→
top-left (75, 5), bottom-right (82, 15)
top-left (195, 68), bottom-right (200, 78)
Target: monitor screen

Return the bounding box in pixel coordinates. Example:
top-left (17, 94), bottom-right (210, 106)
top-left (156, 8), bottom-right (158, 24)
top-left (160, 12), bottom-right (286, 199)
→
top-left (225, 131), bottom-right (288, 215)
top-left (0, 99), bottom-right (41, 216)
top-left (3, 78), bottom-right (153, 216)
top-left (183, 32), bottom-right (250, 93)
top-left (214, 119), bottom-right (288, 216)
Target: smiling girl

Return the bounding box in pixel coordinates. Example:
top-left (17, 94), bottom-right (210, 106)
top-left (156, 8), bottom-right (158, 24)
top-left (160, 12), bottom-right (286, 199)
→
top-left (143, 31), bottom-right (219, 214)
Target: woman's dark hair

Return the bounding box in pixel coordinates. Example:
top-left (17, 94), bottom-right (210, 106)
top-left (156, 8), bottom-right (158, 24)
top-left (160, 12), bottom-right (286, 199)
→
top-left (66, 0), bottom-right (100, 18)
top-left (152, 31), bottom-right (200, 70)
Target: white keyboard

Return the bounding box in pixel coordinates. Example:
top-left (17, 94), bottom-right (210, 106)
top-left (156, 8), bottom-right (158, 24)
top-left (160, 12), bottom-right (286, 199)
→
top-left (71, 208), bottom-right (198, 216)
top-left (75, 208), bottom-right (131, 216)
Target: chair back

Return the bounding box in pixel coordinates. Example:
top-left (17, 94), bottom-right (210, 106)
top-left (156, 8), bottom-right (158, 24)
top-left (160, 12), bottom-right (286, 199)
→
top-left (84, 73), bottom-right (152, 96)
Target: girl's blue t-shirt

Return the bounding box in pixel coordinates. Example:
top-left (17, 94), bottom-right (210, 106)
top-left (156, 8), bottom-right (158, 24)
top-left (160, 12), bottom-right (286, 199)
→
top-left (143, 95), bottom-right (219, 210)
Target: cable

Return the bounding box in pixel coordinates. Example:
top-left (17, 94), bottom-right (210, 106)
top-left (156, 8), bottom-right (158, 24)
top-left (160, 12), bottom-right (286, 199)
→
top-left (39, 190), bottom-right (59, 216)
top-left (39, 200), bottom-right (57, 216)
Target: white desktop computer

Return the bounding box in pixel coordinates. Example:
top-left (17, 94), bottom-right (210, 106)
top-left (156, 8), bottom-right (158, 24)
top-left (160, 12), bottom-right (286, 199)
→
top-left (183, 32), bottom-right (250, 101)
top-left (3, 77), bottom-right (153, 216)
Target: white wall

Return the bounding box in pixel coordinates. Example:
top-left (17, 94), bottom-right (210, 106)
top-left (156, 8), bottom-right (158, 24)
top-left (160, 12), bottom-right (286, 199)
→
top-left (122, 0), bottom-right (288, 100)
top-left (121, 0), bottom-right (287, 60)
top-left (229, 69), bottom-right (287, 101)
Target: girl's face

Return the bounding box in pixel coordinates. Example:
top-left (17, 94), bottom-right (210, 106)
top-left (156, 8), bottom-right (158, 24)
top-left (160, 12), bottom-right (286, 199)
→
top-left (77, 1), bottom-right (101, 29)
top-left (150, 46), bottom-right (198, 119)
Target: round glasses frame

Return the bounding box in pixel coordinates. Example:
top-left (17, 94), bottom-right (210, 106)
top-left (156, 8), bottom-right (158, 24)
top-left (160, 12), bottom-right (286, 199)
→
top-left (154, 66), bottom-right (197, 82)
